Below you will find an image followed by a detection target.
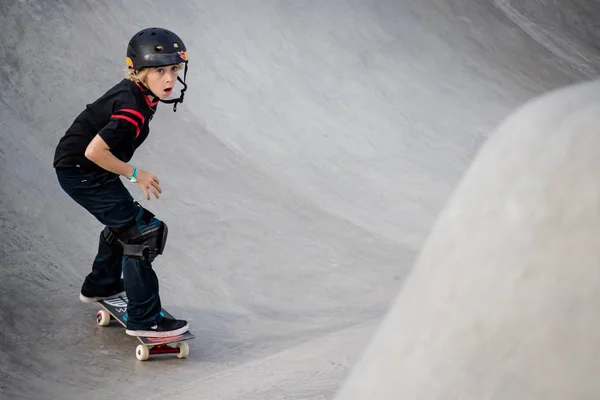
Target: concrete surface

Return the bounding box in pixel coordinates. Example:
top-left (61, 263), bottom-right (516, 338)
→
top-left (0, 0), bottom-right (596, 399)
top-left (335, 78), bottom-right (600, 400)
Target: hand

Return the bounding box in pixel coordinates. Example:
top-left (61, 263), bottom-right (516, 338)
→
top-left (134, 169), bottom-right (163, 200)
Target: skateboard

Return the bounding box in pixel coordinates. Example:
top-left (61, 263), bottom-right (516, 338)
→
top-left (95, 295), bottom-right (195, 361)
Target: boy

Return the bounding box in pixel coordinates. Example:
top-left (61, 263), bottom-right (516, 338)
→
top-left (53, 27), bottom-right (190, 338)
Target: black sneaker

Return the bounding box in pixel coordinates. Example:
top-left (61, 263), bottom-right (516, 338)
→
top-left (79, 279), bottom-right (125, 303)
top-left (125, 317), bottom-right (189, 338)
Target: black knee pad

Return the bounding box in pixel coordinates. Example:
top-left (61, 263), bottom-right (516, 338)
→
top-left (121, 221), bottom-right (168, 262)
top-left (109, 205), bottom-right (169, 263)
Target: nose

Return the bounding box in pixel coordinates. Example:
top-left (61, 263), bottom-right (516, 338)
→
top-left (166, 70), bottom-right (178, 84)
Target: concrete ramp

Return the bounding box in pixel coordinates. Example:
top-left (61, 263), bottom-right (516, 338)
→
top-left (0, 0), bottom-right (596, 399)
top-left (335, 78), bottom-right (600, 399)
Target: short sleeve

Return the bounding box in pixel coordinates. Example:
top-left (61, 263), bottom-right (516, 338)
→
top-left (98, 102), bottom-right (146, 149)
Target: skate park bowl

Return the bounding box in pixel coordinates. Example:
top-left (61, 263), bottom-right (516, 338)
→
top-left (1, 1), bottom-right (599, 399)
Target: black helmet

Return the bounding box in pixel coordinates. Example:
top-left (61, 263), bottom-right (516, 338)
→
top-left (126, 27), bottom-right (189, 111)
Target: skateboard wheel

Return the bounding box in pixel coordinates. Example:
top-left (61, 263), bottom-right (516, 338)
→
top-left (97, 310), bottom-right (111, 326)
top-left (136, 344), bottom-right (150, 361)
top-left (177, 342), bottom-right (190, 359)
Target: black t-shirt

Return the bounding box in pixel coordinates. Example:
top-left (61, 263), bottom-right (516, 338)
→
top-left (53, 79), bottom-right (158, 171)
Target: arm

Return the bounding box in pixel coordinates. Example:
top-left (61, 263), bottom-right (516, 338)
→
top-left (85, 134), bottom-right (135, 178)
top-left (85, 134), bottom-right (162, 200)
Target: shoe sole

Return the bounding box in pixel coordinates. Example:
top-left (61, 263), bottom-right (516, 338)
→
top-left (79, 290), bottom-right (126, 303)
top-left (125, 323), bottom-right (189, 338)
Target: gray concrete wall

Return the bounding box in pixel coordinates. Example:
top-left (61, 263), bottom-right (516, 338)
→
top-left (335, 78), bottom-right (600, 399)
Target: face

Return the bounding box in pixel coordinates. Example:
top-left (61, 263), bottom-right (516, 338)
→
top-left (144, 64), bottom-right (180, 99)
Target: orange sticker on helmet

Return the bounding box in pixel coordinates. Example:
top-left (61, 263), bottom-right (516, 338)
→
top-left (125, 57), bottom-right (133, 68)
top-left (178, 51), bottom-right (189, 61)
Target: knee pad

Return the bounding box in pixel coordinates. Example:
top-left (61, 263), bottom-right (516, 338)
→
top-left (122, 221), bottom-right (168, 262)
top-left (110, 205), bottom-right (169, 262)
top-left (101, 226), bottom-right (120, 246)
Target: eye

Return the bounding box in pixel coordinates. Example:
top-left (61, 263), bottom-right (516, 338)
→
top-left (171, 66), bottom-right (178, 72)
top-left (156, 68), bottom-right (164, 74)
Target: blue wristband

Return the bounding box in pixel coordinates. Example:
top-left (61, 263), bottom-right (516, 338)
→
top-left (129, 167), bottom-right (138, 182)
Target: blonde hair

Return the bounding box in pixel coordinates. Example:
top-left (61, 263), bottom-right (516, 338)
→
top-left (126, 68), bottom-right (151, 84)
top-left (125, 64), bottom-right (185, 84)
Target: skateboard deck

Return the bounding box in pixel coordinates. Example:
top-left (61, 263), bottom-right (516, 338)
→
top-left (95, 295), bottom-right (195, 361)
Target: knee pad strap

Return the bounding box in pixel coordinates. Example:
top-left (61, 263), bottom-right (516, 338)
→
top-left (101, 226), bottom-right (119, 246)
top-left (122, 221), bottom-right (168, 262)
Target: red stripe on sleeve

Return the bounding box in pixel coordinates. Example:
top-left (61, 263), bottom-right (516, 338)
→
top-left (112, 114), bottom-right (140, 138)
top-left (119, 108), bottom-right (145, 124)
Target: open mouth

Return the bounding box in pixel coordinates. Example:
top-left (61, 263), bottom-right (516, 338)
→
top-left (164, 87), bottom-right (173, 95)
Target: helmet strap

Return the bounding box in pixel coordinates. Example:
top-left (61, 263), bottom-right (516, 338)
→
top-left (158, 63), bottom-right (188, 112)
top-left (136, 81), bottom-right (160, 104)
top-left (136, 63), bottom-right (189, 112)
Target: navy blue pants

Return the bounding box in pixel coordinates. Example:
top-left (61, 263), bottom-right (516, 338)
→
top-left (55, 167), bottom-right (162, 330)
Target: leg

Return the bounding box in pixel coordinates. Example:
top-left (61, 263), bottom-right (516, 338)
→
top-left (79, 227), bottom-right (125, 302)
top-left (56, 168), bottom-right (133, 300)
top-left (110, 205), bottom-right (166, 329)
top-left (55, 168), bottom-right (187, 336)
top-left (122, 257), bottom-right (161, 327)
top-left (109, 204), bottom-right (188, 337)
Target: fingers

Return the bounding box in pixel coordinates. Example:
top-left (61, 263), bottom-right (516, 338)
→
top-left (134, 170), bottom-right (163, 200)
top-left (149, 179), bottom-right (162, 198)
top-left (143, 179), bottom-right (161, 199)
top-left (149, 184), bottom-right (160, 199)
top-left (136, 181), bottom-right (156, 200)
top-left (151, 179), bottom-right (163, 194)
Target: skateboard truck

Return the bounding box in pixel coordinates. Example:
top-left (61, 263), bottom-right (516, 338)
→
top-left (134, 340), bottom-right (189, 361)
